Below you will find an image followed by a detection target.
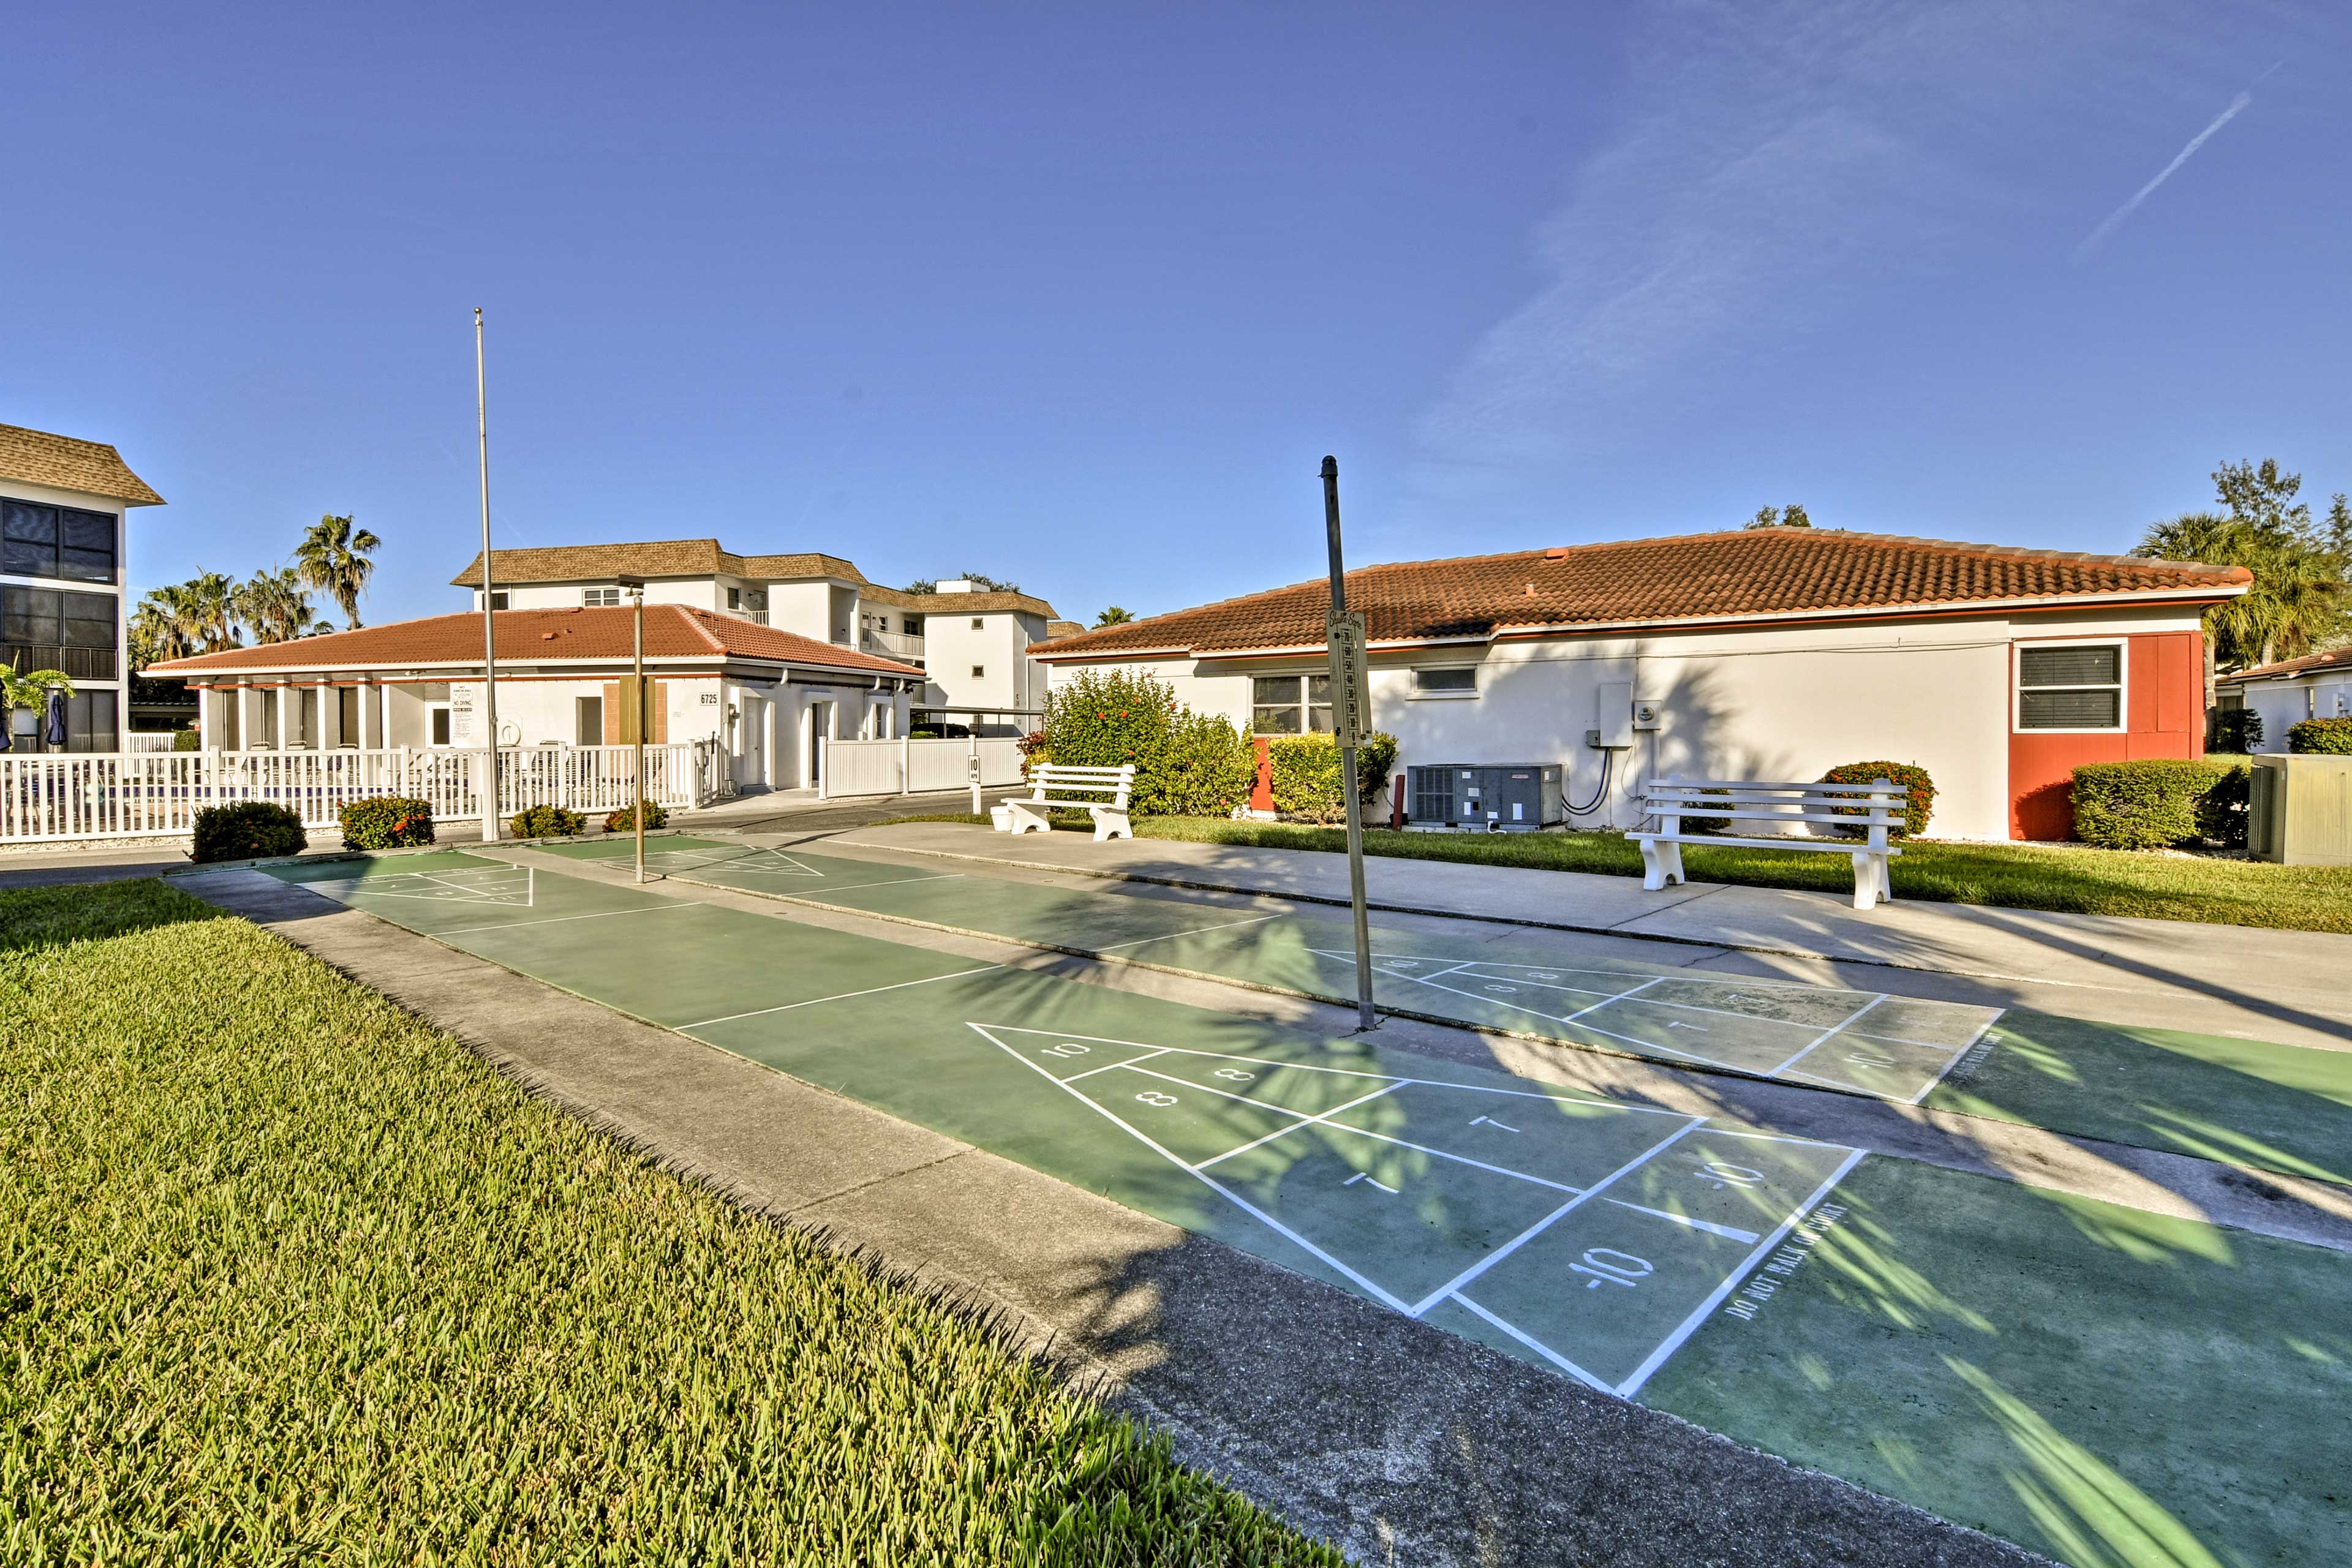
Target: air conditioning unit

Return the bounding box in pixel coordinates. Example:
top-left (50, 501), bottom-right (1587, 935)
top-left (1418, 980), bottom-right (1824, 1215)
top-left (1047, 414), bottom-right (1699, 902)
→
top-left (2249, 755), bottom-right (2352, 866)
top-left (1404, 764), bottom-right (1564, 831)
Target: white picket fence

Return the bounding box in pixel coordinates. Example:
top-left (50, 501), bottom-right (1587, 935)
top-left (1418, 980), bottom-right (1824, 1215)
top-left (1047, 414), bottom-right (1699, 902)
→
top-left (821, 736), bottom-right (1027, 799)
top-left (0, 742), bottom-right (724, 845)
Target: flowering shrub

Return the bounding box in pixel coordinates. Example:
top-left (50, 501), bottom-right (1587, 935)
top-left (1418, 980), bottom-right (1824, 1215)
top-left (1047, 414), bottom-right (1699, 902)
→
top-left (1265, 732), bottom-right (1399, 825)
top-left (339, 796), bottom-right (434, 851)
top-left (1038, 670), bottom-right (1254, 817)
top-left (510, 804), bottom-right (587, 839)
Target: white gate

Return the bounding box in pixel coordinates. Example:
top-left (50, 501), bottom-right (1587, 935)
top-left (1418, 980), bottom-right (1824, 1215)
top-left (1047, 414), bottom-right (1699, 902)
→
top-left (818, 736), bottom-right (1026, 799)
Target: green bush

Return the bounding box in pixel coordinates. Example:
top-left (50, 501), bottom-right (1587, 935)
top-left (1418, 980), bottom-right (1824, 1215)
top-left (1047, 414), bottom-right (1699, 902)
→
top-left (604, 799), bottom-right (669, 833)
top-left (340, 796), bottom-right (434, 851)
top-left (1037, 670), bottom-right (1255, 817)
top-left (2288, 716), bottom-right (2352, 755)
top-left (510, 804), bottom-right (587, 839)
top-left (2070, 759), bottom-right (2248, 850)
top-left (190, 801), bottom-right (307, 863)
top-left (1819, 761), bottom-right (1937, 838)
top-left (171, 726), bottom-right (202, 753)
top-left (1265, 732), bottom-right (1400, 825)
top-left (2211, 709), bottom-right (2263, 753)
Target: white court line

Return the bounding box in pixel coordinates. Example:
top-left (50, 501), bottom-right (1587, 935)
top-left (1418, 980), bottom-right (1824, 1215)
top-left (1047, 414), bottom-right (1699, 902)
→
top-left (1093, 911), bottom-right (1285, 952)
top-left (1403, 973), bottom-right (1735, 1071)
top-left (1762, 994), bottom-right (1891, 1077)
top-left (1182, 1083), bottom-right (1578, 1194)
top-left (1896, 1012), bottom-right (2005, 1106)
top-left (1404, 1119), bottom-right (1708, 1316)
top-left (1062, 1049), bottom-right (1174, 1082)
top-left (1615, 1146), bottom-right (1868, 1399)
top-left (1602, 1197), bottom-right (1759, 1244)
top-left (1446, 1292), bottom-right (1613, 1393)
top-left (1187, 1082), bottom-right (1406, 1170)
top-left (797, 872), bottom-right (968, 895)
top-left (679, 964), bottom-right (1001, 1031)
top-left (967, 1024), bottom-right (1415, 1314)
top-left (435, 904), bottom-right (697, 938)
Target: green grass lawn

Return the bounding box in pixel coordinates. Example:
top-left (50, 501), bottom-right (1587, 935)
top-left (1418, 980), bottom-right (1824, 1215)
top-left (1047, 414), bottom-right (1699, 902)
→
top-left (0, 881), bottom-right (1339, 1567)
top-left (891, 813), bottom-right (2352, 933)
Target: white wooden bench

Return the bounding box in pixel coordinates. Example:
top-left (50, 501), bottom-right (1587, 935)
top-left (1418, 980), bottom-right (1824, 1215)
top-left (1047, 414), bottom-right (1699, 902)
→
top-left (1003, 763), bottom-right (1137, 842)
top-left (1626, 777), bottom-right (1909, 910)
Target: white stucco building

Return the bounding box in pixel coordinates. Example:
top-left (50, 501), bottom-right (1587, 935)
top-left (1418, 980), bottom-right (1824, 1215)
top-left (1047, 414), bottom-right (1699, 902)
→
top-left (1, 423), bottom-right (166, 751)
top-left (146, 603), bottom-right (923, 792)
top-left (450, 541), bottom-right (1060, 728)
top-left (1030, 529), bottom-right (2251, 842)
top-left (2218, 649), bottom-right (2351, 751)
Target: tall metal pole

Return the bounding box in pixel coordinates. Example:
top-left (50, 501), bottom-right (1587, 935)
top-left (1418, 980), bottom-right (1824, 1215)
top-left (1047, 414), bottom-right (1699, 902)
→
top-left (474, 307), bottom-right (501, 843)
top-left (1322, 456), bottom-right (1376, 1032)
top-left (633, 586), bottom-right (647, 883)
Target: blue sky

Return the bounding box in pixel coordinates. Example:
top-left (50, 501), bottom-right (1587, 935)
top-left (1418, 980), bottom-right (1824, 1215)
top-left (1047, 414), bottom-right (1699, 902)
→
top-left (7, 2), bottom-right (2348, 628)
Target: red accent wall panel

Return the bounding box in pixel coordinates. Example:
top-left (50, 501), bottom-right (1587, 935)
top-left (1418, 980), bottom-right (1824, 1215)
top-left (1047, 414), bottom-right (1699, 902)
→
top-left (1248, 737), bottom-right (1273, 812)
top-left (2007, 631), bottom-right (2204, 840)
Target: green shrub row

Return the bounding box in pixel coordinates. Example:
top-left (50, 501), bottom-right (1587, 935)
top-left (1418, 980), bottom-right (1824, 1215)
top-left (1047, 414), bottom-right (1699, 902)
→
top-left (1036, 669), bottom-right (1256, 818)
top-left (1266, 732), bottom-right (1399, 825)
top-left (605, 799), bottom-right (669, 833)
top-left (511, 804), bottom-right (587, 839)
top-left (341, 796), bottom-right (435, 851)
top-left (2288, 716), bottom-right (2352, 755)
top-left (190, 801), bottom-right (308, 863)
top-left (2070, 758), bottom-right (2248, 850)
top-left (1680, 761), bottom-right (1937, 839)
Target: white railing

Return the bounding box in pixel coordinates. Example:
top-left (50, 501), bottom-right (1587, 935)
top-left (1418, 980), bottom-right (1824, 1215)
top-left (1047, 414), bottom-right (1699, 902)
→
top-left (861, 627), bottom-right (925, 662)
top-left (821, 736), bottom-right (1025, 799)
top-left (0, 741), bottom-right (724, 845)
top-left (125, 733), bottom-right (184, 753)
top-left (717, 606), bottom-right (770, 627)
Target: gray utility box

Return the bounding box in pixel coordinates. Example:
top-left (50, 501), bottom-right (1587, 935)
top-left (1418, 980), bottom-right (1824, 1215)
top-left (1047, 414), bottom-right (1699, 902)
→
top-left (2248, 754), bottom-right (2352, 866)
top-left (1406, 764), bottom-right (1565, 831)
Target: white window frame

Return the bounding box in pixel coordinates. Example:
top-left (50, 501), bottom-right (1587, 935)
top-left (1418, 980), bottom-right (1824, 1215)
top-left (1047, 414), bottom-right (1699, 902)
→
top-left (1408, 665), bottom-right (1480, 700)
top-left (2013, 638), bottom-right (2128, 734)
top-left (428, 702), bottom-right (454, 747)
top-left (1250, 674), bottom-right (1333, 735)
top-left (582, 586), bottom-right (622, 607)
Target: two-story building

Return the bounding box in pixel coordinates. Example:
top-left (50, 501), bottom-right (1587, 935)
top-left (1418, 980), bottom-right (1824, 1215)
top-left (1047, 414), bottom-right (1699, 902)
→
top-left (451, 541), bottom-right (1060, 726)
top-left (1, 422), bottom-right (165, 750)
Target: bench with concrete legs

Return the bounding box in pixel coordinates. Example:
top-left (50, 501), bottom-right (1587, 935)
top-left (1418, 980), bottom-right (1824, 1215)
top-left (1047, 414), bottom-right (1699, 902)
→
top-left (1003, 763), bottom-right (1137, 842)
top-left (1627, 776), bottom-right (1909, 910)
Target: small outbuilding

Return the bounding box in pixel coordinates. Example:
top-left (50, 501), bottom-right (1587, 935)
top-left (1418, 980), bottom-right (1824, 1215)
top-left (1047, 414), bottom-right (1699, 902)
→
top-left (145, 603), bottom-right (924, 792)
top-left (1028, 528), bottom-right (2251, 842)
top-left (2217, 649), bottom-right (2350, 752)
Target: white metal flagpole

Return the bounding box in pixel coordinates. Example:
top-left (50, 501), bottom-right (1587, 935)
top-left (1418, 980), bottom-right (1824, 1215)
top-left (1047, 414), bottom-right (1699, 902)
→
top-left (475, 307), bottom-right (502, 843)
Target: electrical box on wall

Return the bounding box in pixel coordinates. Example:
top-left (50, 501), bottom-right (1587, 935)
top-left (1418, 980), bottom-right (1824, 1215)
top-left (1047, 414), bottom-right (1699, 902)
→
top-left (1632, 698), bottom-right (1662, 731)
top-left (1588, 681), bottom-right (1635, 749)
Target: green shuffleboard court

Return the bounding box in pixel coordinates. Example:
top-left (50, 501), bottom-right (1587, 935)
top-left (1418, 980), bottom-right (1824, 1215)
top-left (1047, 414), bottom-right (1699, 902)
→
top-left (264, 849), bottom-right (2352, 1568)
top-left (533, 834), bottom-right (2352, 1186)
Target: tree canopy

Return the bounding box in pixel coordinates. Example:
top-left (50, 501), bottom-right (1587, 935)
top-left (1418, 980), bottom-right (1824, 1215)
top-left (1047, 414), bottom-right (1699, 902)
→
top-left (2134, 458), bottom-right (2350, 674)
top-left (902, 571), bottom-right (1022, 595)
top-left (1746, 504), bottom-right (1811, 529)
top-left (296, 513), bottom-right (380, 629)
top-left (1093, 606), bottom-right (1134, 627)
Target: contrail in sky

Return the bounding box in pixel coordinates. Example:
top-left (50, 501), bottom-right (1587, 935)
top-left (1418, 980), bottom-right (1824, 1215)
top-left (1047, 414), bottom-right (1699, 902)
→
top-left (2074, 67), bottom-right (2279, 262)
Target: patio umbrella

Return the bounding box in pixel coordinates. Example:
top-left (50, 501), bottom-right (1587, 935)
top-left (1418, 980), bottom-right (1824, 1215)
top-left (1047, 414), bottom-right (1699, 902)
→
top-left (45, 690), bottom-right (67, 747)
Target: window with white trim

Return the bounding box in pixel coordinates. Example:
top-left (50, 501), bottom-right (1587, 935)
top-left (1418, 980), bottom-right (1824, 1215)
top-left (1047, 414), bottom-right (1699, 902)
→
top-left (1251, 674), bottom-right (1332, 735)
top-left (2017, 643), bottom-right (2124, 730)
top-left (1411, 666), bottom-right (1477, 697)
top-left (582, 587), bottom-right (622, 606)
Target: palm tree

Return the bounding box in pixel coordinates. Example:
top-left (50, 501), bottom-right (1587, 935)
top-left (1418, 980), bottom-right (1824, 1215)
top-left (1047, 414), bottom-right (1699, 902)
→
top-left (2136, 509), bottom-right (2350, 703)
top-left (183, 571), bottom-right (241, 653)
top-left (1094, 606), bottom-right (1135, 627)
top-left (235, 568), bottom-right (333, 645)
top-left (295, 513), bottom-right (380, 629)
top-left (0, 665), bottom-right (74, 750)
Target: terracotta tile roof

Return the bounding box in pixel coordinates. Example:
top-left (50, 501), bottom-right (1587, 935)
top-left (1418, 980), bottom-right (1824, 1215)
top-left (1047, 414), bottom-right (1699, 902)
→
top-left (2219, 647), bottom-right (2348, 684)
top-left (0, 422), bottom-right (165, 506)
top-left (146, 605), bottom-right (924, 679)
top-left (448, 541), bottom-right (869, 587)
top-left (1031, 529), bottom-right (2253, 658)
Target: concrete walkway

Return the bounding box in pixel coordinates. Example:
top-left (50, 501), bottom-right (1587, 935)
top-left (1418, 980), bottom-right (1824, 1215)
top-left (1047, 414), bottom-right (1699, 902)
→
top-left (832, 821), bottom-right (2352, 1052)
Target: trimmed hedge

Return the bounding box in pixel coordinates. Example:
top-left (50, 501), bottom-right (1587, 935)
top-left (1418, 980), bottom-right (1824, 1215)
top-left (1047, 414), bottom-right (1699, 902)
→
top-left (2211, 709), bottom-right (2263, 754)
top-left (1266, 732), bottom-right (1400, 825)
top-left (604, 800), bottom-right (669, 834)
top-left (2288, 716), bottom-right (2352, 755)
top-left (341, 796), bottom-right (434, 851)
top-left (191, 801), bottom-right (307, 864)
top-left (1820, 761), bottom-right (1936, 838)
top-left (511, 804), bottom-right (587, 839)
top-left (2070, 759), bottom-right (2248, 850)
top-left (1036, 669), bottom-right (1255, 818)
top-left (171, 727), bottom-right (202, 753)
